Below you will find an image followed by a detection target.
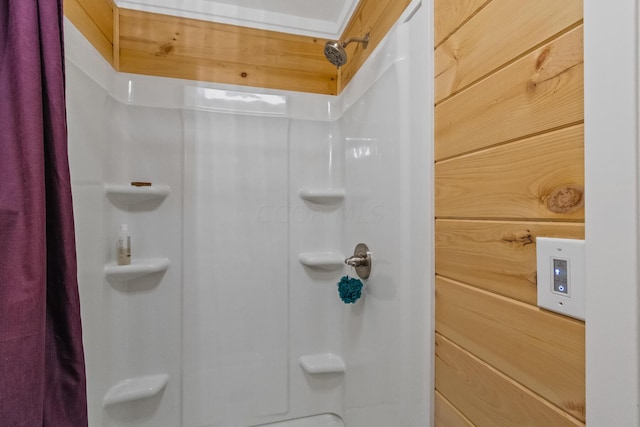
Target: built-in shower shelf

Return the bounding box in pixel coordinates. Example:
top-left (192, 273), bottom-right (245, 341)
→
top-left (299, 353), bottom-right (345, 374)
top-left (104, 258), bottom-right (170, 281)
top-left (105, 183), bottom-right (171, 204)
top-left (103, 373), bottom-right (169, 407)
top-left (299, 252), bottom-right (344, 270)
top-left (298, 188), bottom-right (345, 204)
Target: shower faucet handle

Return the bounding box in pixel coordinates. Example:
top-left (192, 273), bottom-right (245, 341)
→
top-left (345, 255), bottom-right (368, 267)
top-left (344, 243), bottom-right (372, 280)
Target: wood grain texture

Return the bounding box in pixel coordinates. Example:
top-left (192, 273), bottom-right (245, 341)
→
top-left (119, 47), bottom-right (336, 94)
top-left (118, 9), bottom-right (338, 94)
top-left (434, 0), bottom-right (490, 47)
top-left (435, 390), bottom-right (475, 427)
top-left (64, 0), bottom-right (114, 64)
top-left (436, 219), bottom-right (584, 305)
top-left (435, 25), bottom-right (583, 160)
top-left (75, 0), bottom-right (114, 42)
top-left (338, 0), bottom-right (412, 91)
top-left (435, 0), bottom-right (582, 103)
top-left (436, 334), bottom-right (584, 427)
top-left (435, 125), bottom-right (584, 220)
top-left (67, 0), bottom-right (407, 94)
top-left (434, 0), bottom-right (585, 424)
top-left (112, 5), bottom-right (120, 70)
top-left (436, 276), bottom-right (585, 421)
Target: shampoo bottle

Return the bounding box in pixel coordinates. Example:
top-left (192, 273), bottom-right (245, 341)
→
top-left (117, 224), bottom-right (131, 265)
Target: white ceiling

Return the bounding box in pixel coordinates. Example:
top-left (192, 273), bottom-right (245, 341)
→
top-left (115, 0), bottom-right (360, 38)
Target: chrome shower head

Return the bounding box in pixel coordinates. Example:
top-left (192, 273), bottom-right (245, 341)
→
top-left (323, 32), bottom-right (370, 67)
top-left (324, 41), bottom-right (348, 67)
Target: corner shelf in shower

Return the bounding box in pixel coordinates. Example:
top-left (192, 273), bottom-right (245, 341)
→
top-left (299, 353), bottom-right (345, 375)
top-left (103, 373), bottom-right (169, 407)
top-left (104, 258), bottom-right (170, 281)
top-left (105, 183), bottom-right (171, 204)
top-left (298, 188), bottom-right (345, 204)
top-left (299, 252), bottom-right (344, 271)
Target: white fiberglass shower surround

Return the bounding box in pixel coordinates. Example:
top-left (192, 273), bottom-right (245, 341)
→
top-left (65, 2), bottom-right (432, 426)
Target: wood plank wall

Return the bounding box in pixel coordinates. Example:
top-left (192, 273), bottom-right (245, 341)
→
top-left (434, 1), bottom-right (585, 426)
top-left (338, 0), bottom-right (412, 90)
top-left (117, 9), bottom-right (338, 95)
top-left (64, 0), bottom-right (115, 64)
top-left (64, 1), bottom-right (412, 95)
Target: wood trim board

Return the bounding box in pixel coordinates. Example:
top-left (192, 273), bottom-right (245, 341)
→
top-left (64, 0), bottom-right (413, 95)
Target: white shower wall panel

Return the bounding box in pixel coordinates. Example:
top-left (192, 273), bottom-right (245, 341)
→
top-left (339, 5), bottom-right (432, 425)
top-left (103, 102), bottom-right (184, 427)
top-left (65, 29), bottom-right (184, 426)
top-left (341, 64), bottom-right (419, 425)
top-left (287, 118), bottom-right (345, 420)
top-left (182, 110), bottom-right (289, 426)
top-left (66, 59), bottom-right (111, 427)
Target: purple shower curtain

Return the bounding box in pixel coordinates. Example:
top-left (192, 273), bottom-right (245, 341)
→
top-left (0, 1), bottom-right (88, 426)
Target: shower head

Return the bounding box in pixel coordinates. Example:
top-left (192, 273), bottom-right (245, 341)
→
top-left (323, 32), bottom-right (370, 67)
top-left (324, 41), bottom-right (348, 68)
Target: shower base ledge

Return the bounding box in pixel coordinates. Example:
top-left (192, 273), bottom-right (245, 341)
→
top-left (255, 413), bottom-right (344, 427)
top-left (103, 373), bottom-right (169, 407)
top-left (299, 353), bottom-right (345, 374)
top-left (104, 257), bottom-right (170, 281)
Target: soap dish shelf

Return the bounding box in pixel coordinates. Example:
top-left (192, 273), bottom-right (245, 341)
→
top-left (104, 258), bottom-right (170, 281)
top-left (103, 374), bottom-right (169, 407)
top-left (299, 353), bottom-right (345, 375)
top-left (298, 188), bottom-right (345, 204)
top-left (299, 252), bottom-right (344, 271)
top-left (105, 183), bottom-right (170, 204)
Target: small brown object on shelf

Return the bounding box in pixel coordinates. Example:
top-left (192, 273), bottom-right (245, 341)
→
top-left (131, 181), bottom-right (152, 187)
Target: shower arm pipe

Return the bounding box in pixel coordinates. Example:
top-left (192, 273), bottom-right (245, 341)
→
top-left (341, 33), bottom-right (370, 49)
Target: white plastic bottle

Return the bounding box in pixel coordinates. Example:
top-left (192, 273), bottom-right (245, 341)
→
top-left (116, 224), bottom-right (131, 265)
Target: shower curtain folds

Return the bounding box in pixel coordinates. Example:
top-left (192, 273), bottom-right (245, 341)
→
top-left (0, 0), bottom-right (88, 425)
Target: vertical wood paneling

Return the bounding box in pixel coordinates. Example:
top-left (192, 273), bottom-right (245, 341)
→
top-left (436, 277), bottom-right (585, 421)
top-left (435, 0), bottom-right (582, 103)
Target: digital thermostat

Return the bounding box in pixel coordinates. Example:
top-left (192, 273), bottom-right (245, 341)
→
top-left (536, 237), bottom-right (585, 320)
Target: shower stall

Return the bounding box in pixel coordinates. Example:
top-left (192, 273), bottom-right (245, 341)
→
top-left (65, 2), bottom-right (432, 426)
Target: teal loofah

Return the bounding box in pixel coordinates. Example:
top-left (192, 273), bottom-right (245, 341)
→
top-left (338, 276), bottom-right (363, 303)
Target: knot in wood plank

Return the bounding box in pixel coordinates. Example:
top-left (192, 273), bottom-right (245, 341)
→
top-left (501, 230), bottom-right (534, 246)
top-left (155, 42), bottom-right (174, 57)
top-left (536, 46), bottom-right (552, 71)
top-left (546, 185), bottom-right (584, 213)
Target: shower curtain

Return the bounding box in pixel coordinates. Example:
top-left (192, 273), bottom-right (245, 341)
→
top-left (0, 1), bottom-right (87, 425)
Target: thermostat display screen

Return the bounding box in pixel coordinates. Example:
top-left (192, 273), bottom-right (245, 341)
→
top-left (553, 258), bottom-right (568, 295)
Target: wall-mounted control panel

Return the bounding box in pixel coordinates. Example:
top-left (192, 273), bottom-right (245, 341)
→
top-left (536, 237), bottom-right (585, 320)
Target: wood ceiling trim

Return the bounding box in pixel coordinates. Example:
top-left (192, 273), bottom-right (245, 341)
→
top-left (64, 1), bottom-right (412, 95)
